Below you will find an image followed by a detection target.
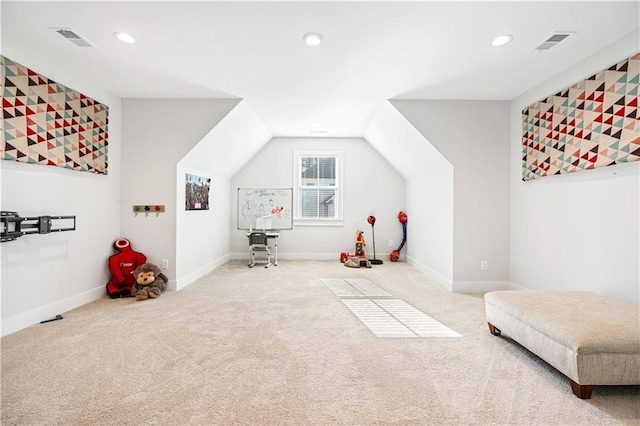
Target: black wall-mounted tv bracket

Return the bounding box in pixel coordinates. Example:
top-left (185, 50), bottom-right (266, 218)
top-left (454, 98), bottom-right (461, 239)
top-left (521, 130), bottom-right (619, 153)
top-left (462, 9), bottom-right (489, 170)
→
top-left (1, 211), bottom-right (76, 243)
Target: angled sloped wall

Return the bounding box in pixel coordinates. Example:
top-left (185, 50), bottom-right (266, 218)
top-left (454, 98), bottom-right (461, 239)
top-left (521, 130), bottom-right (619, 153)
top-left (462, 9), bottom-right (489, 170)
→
top-left (365, 102), bottom-right (454, 289)
top-left (177, 101), bottom-right (271, 288)
top-left (382, 100), bottom-right (511, 292)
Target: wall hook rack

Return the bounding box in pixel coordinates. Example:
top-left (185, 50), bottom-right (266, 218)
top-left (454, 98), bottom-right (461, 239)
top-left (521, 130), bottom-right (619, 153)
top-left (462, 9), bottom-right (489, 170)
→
top-left (1, 211), bottom-right (76, 243)
top-left (133, 205), bottom-right (165, 217)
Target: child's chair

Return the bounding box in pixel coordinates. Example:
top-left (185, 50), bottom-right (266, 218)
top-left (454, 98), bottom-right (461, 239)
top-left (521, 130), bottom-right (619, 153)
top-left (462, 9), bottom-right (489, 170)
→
top-left (248, 232), bottom-right (271, 268)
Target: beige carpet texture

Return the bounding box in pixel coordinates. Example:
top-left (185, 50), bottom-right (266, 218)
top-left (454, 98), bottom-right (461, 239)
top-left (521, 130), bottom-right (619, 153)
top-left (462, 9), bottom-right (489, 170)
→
top-left (2, 260), bottom-right (639, 425)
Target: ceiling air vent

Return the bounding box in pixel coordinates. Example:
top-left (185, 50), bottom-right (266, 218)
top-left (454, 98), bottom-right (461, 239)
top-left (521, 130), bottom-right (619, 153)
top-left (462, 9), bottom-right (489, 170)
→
top-left (535, 32), bottom-right (572, 51)
top-left (52, 28), bottom-right (95, 47)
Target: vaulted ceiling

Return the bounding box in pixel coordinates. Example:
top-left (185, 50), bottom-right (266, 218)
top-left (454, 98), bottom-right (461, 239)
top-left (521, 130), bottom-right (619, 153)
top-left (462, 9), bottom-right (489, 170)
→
top-left (2, 1), bottom-right (639, 137)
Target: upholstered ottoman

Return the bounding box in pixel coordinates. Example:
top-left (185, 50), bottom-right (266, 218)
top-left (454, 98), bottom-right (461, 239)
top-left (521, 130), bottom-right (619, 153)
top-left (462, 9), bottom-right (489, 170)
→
top-left (484, 291), bottom-right (640, 399)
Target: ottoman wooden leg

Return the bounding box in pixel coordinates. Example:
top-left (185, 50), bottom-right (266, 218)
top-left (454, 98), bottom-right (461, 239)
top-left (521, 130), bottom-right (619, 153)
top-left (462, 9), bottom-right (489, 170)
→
top-left (487, 322), bottom-right (501, 336)
top-left (569, 379), bottom-right (593, 399)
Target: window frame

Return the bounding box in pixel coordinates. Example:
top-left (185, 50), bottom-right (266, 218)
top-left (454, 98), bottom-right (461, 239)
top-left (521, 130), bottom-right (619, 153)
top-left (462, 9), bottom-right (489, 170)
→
top-left (293, 149), bottom-right (344, 226)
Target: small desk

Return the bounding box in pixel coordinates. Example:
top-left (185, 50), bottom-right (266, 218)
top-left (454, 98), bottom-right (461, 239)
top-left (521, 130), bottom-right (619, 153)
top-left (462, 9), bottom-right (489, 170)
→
top-left (246, 231), bottom-right (279, 266)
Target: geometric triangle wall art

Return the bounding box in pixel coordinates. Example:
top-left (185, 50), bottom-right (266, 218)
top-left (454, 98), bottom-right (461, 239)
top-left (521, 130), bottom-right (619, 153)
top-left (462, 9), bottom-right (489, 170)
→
top-left (1, 55), bottom-right (109, 175)
top-left (522, 52), bottom-right (639, 181)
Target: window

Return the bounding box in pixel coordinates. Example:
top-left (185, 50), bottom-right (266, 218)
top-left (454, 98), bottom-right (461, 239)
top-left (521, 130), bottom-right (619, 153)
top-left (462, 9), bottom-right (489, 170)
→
top-left (294, 150), bottom-right (343, 224)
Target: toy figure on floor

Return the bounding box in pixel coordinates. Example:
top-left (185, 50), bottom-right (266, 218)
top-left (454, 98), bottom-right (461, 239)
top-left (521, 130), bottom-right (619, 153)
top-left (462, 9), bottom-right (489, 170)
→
top-left (343, 229), bottom-right (371, 268)
top-left (106, 238), bottom-right (147, 298)
top-left (355, 229), bottom-right (366, 257)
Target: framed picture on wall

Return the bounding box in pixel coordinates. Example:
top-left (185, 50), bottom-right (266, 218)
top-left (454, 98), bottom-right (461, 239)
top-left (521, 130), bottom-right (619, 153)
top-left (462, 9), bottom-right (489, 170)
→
top-left (185, 173), bottom-right (211, 210)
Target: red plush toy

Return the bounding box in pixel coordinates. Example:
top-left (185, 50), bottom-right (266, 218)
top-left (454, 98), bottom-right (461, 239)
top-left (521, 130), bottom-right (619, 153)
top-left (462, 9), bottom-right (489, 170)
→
top-left (106, 238), bottom-right (147, 299)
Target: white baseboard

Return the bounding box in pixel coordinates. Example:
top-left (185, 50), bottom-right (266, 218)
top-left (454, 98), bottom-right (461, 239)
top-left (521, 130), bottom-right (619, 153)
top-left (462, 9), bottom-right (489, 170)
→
top-left (2, 254), bottom-right (229, 337)
top-left (1, 285), bottom-right (105, 337)
top-left (277, 252), bottom-right (342, 261)
top-left (404, 256), bottom-right (511, 293)
top-left (406, 255), bottom-right (453, 292)
top-left (507, 281), bottom-right (530, 291)
top-left (175, 254), bottom-right (229, 291)
top-left (229, 252), bottom-right (342, 261)
top-left (452, 281), bottom-right (510, 293)
top-left (229, 252), bottom-right (393, 262)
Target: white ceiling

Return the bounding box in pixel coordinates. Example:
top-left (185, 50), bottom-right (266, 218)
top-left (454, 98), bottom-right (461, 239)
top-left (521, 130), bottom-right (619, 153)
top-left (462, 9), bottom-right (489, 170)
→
top-left (2, 1), bottom-right (639, 137)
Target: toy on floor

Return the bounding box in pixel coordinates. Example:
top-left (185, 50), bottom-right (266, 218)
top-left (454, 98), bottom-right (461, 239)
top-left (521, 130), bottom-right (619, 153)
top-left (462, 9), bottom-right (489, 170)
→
top-left (132, 263), bottom-right (168, 301)
top-left (390, 211), bottom-right (407, 262)
top-left (341, 229), bottom-right (371, 268)
top-left (355, 229), bottom-right (366, 256)
top-left (106, 238), bottom-right (147, 298)
top-left (367, 215), bottom-right (383, 265)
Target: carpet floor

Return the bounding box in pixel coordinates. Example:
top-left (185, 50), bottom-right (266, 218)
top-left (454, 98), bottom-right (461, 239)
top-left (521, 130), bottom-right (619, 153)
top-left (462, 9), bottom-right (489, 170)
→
top-left (2, 260), bottom-right (639, 425)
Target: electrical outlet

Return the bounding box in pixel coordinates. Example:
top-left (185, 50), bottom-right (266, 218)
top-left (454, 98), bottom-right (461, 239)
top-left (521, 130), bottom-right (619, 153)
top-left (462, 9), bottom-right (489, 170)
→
top-left (388, 240), bottom-right (393, 247)
top-left (161, 259), bottom-right (169, 269)
top-left (480, 260), bottom-right (488, 271)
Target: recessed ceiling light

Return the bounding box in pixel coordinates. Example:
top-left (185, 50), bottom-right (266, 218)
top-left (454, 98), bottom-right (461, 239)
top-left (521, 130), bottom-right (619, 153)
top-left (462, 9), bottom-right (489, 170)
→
top-left (491, 34), bottom-right (513, 47)
top-left (303, 32), bottom-right (323, 46)
top-left (114, 32), bottom-right (136, 44)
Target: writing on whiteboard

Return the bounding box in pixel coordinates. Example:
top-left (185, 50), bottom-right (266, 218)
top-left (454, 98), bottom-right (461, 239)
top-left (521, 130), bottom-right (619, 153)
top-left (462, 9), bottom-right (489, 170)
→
top-left (237, 188), bottom-right (293, 230)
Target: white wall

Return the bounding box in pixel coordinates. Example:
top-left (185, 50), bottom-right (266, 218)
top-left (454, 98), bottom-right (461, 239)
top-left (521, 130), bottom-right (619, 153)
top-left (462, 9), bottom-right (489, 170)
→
top-left (176, 167), bottom-right (230, 289)
top-left (176, 101), bottom-right (271, 289)
top-left (510, 30), bottom-right (640, 305)
top-left (391, 100), bottom-right (511, 292)
top-left (1, 52), bottom-right (121, 336)
top-left (230, 137), bottom-right (405, 260)
top-left (405, 173), bottom-right (454, 289)
top-left (120, 99), bottom-right (239, 288)
top-left (365, 102), bottom-right (454, 289)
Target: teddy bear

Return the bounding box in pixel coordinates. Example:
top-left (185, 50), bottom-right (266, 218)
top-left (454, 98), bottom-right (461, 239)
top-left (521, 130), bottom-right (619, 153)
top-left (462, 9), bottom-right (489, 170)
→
top-left (106, 238), bottom-right (147, 299)
top-left (131, 263), bottom-right (168, 301)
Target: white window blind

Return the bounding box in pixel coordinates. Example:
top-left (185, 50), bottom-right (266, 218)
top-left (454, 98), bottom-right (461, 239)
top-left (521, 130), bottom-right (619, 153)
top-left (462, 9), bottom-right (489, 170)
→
top-left (294, 150), bottom-right (343, 223)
